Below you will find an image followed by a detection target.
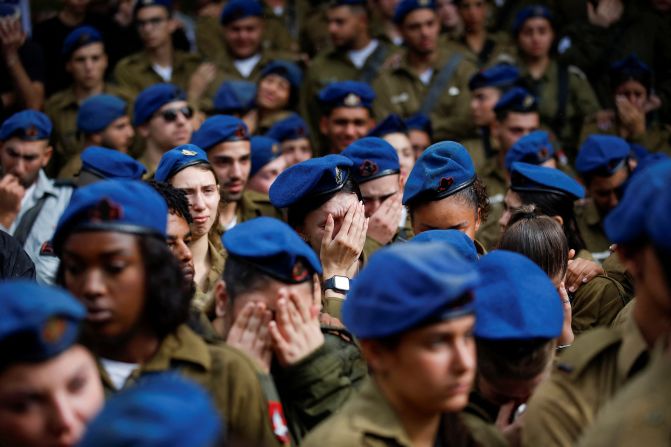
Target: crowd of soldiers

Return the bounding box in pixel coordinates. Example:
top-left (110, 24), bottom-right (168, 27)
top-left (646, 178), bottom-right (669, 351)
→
top-left (0, 0), bottom-right (670, 445)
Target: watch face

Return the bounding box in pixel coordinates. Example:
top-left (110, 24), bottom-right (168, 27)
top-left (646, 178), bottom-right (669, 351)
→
top-left (334, 276), bottom-right (350, 291)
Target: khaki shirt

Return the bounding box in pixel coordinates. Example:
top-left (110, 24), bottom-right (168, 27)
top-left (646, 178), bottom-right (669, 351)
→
top-left (574, 199), bottom-right (612, 263)
top-left (462, 130), bottom-right (499, 173)
top-left (302, 378), bottom-right (502, 447)
top-left (577, 340), bottom-right (671, 447)
top-left (476, 158), bottom-right (507, 251)
top-left (192, 238), bottom-right (227, 311)
top-left (98, 324), bottom-right (282, 446)
top-left (522, 317), bottom-right (649, 447)
top-left (372, 45), bottom-right (478, 141)
top-left (113, 50), bottom-right (202, 96)
top-left (452, 31), bottom-right (516, 68)
top-left (571, 275), bottom-right (630, 335)
top-left (579, 117), bottom-right (671, 156)
top-left (44, 84), bottom-right (134, 175)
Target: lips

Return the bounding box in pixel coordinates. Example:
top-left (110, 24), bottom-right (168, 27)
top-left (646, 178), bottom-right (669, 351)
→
top-left (225, 182), bottom-right (243, 194)
top-left (192, 215), bottom-right (210, 225)
top-left (85, 306), bottom-right (112, 324)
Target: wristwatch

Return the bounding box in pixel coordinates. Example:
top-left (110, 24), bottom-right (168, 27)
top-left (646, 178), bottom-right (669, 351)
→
top-left (323, 275), bottom-right (350, 294)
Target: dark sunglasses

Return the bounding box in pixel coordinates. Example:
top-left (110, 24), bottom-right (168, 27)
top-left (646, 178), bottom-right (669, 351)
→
top-left (157, 106), bottom-right (193, 122)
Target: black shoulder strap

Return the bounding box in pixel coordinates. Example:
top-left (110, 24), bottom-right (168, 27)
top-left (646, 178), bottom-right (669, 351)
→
top-left (358, 43), bottom-right (389, 84)
top-left (419, 53), bottom-right (464, 116)
top-left (553, 63), bottom-right (570, 137)
top-left (13, 195), bottom-right (49, 247)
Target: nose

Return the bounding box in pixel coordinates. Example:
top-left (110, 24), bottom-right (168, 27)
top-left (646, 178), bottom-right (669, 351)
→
top-left (81, 268), bottom-right (106, 301)
top-left (608, 192), bottom-right (619, 210)
top-left (229, 161), bottom-right (242, 179)
top-left (175, 240), bottom-right (193, 264)
top-left (191, 191), bottom-right (206, 211)
top-left (451, 337), bottom-right (475, 375)
top-left (48, 393), bottom-right (82, 444)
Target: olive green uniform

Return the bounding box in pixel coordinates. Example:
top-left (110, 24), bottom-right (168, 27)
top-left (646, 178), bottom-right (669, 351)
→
top-left (192, 238), bottom-right (227, 311)
top-left (44, 84), bottom-right (134, 176)
top-left (301, 40), bottom-right (398, 146)
top-left (98, 324), bottom-right (282, 446)
top-left (302, 378), bottom-right (506, 447)
top-left (298, 3), bottom-right (332, 57)
top-left (476, 157), bottom-right (507, 251)
top-left (518, 60), bottom-right (600, 157)
top-left (362, 212), bottom-right (414, 259)
top-left (522, 317), bottom-right (649, 447)
top-left (113, 50), bottom-right (202, 96)
top-left (372, 45), bottom-right (478, 142)
top-left (603, 252), bottom-right (634, 301)
top-left (579, 117), bottom-right (671, 156)
top-left (577, 341), bottom-right (671, 447)
top-left (452, 31), bottom-right (516, 68)
top-left (462, 129), bottom-right (499, 173)
top-left (571, 275), bottom-right (630, 335)
top-left (574, 198), bottom-right (612, 263)
top-left (211, 190), bottom-right (285, 241)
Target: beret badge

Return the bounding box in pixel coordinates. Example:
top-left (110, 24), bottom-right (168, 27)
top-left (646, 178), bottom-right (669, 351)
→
top-left (335, 167), bottom-right (345, 185)
top-left (42, 317), bottom-right (67, 344)
top-left (291, 261), bottom-right (309, 282)
top-left (235, 124), bottom-right (248, 139)
top-left (344, 93), bottom-right (362, 107)
top-left (88, 199), bottom-right (124, 222)
top-left (358, 160), bottom-right (379, 178)
top-left (436, 177), bottom-right (454, 193)
top-left (538, 147), bottom-right (549, 159)
top-left (523, 95), bottom-right (535, 108)
top-left (181, 149), bottom-right (197, 156)
top-left (25, 125), bottom-right (38, 138)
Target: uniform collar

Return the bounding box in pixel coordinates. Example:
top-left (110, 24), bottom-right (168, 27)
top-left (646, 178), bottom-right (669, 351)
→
top-left (618, 317), bottom-right (649, 381)
top-left (584, 199), bottom-right (603, 227)
top-left (349, 379), bottom-right (414, 446)
top-left (33, 170), bottom-right (58, 200)
top-left (143, 324), bottom-right (213, 372)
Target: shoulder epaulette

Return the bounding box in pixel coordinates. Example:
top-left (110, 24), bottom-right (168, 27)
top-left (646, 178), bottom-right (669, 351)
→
top-left (554, 327), bottom-right (623, 378)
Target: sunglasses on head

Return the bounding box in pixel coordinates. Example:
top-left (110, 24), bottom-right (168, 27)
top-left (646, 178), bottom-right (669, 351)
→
top-left (157, 106), bottom-right (193, 122)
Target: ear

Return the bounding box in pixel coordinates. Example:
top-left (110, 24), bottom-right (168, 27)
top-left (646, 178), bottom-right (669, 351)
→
top-left (101, 53), bottom-right (109, 71)
top-left (89, 133), bottom-right (103, 146)
top-left (319, 116), bottom-right (329, 136)
top-left (366, 117), bottom-right (376, 133)
top-left (360, 340), bottom-right (391, 375)
top-left (552, 215), bottom-right (564, 226)
top-left (214, 279), bottom-right (228, 318)
top-left (138, 124), bottom-right (150, 139)
top-left (42, 145), bottom-right (53, 167)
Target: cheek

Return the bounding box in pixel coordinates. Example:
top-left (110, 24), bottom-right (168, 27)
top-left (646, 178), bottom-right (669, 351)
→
top-left (0, 413), bottom-right (42, 445)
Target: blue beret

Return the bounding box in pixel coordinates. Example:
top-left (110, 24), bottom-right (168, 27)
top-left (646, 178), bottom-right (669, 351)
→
top-left (403, 141), bottom-right (476, 206)
top-left (221, 0), bottom-right (262, 25)
top-left (512, 5), bottom-right (553, 34)
top-left (341, 137), bottom-right (400, 184)
top-left (53, 180), bottom-right (168, 253)
top-left (190, 115), bottom-right (249, 151)
top-left (394, 0), bottom-right (436, 25)
top-left (318, 81), bottom-right (375, 112)
top-left (270, 155), bottom-right (353, 208)
top-left (469, 64), bottom-right (520, 91)
top-left (510, 162), bottom-right (585, 199)
top-left (0, 109), bottom-right (52, 141)
top-left (0, 280), bottom-right (85, 369)
top-left (610, 54), bottom-right (652, 91)
top-left (223, 217), bottom-right (322, 283)
top-left (250, 136), bottom-right (281, 178)
top-left (79, 373), bottom-right (222, 447)
top-left (576, 135), bottom-right (631, 177)
top-left (494, 87), bottom-right (537, 114)
top-left (0, 4), bottom-right (19, 18)
top-left (475, 250), bottom-right (563, 340)
top-left (504, 130), bottom-right (555, 172)
top-left (133, 83), bottom-right (186, 126)
top-left (647, 180), bottom-right (671, 251)
top-left (155, 144), bottom-right (209, 182)
top-left (343, 242), bottom-right (479, 339)
top-left (260, 60), bottom-right (303, 90)
top-left (367, 113), bottom-right (408, 138)
top-left (604, 159), bottom-right (671, 245)
top-left (266, 113), bottom-right (310, 142)
top-left (77, 94), bottom-right (127, 134)
top-left (134, 0), bottom-right (172, 16)
top-left (62, 26), bottom-right (103, 59)
top-left (213, 82), bottom-right (244, 114)
top-left (330, 0), bottom-right (368, 6)
top-left (80, 146), bottom-right (147, 180)
top-left (411, 229), bottom-right (478, 263)
top-left (404, 113), bottom-right (433, 137)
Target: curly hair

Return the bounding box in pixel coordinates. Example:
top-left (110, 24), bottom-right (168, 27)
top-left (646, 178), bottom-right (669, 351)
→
top-left (146, 180), bottom-right (193, 224)
top-left (407, 176), bottom-right (490, 223)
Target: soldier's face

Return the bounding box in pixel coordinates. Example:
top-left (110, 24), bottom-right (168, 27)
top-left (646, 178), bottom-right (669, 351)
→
top-left (166, 212), bottom-right (194, 285)
top-left (99, 116), bottom-right (135, 153)
top-left (470, 87), bottom-right (501, 127)
top-left (400, 9), bottom-right (440, 55)
top-left (587, 168), bottom-right (629, 216)
top-left (280, 138), bottom-right (312, 167)
top-left (61, 232), bottom-right (147, 344)
top-left (256, 74), bottom-right (291, 111)
top-left (458, 0), bottom-right (487, 29)
top-left (408, 129), bottom-right (431, 159)
top-left (0, 138), bottom-right (52, 188)
top-left (170, 165), bottom-right (220, 238)
top-left (223, 17), bottom-right (264, 59)
top-left (478, 367), bottom-right (549, 407)
top-left (300, 192), bottom-right (360, 255)
top-left (247, 156), bottom-right (286, 196)
top-left (494, 112), bottom-right (540, 153)
top-left (135, 6), bottom-right (173, 49)
top-left (327, 5), bottom-right (363, 49)
top-left (376, 0), bottom-right (400, 19)
top-left (320, 107), bottom-right (373, 153)
top-left (437, 0), bottom-right (460, 29)
top-left (383, 132), bottom-right (415, 180)
top-left (66, 43), bottom-right (107, 89)
top-left (517, 17), bottom-right (554, 59)
top-left (0, 345), bottom-right (104, 447)
top-left (362, 315), bottom-right (476, 413)
top-left (207, 140), bottom-right (251, 202)
top-left (359, 174), bottom-right (400, 217)
top-left (143, 100), bottom-right (194, 151)
top-left (411, 194), bottom-right (481, 240)
top-left (499, 189), bottom-right (523, 231)
top-left (614, 80), bottom-right (647, 112)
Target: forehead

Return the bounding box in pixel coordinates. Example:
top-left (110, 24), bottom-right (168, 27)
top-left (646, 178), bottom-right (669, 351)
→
top-left (327, 5), bottom-right (356, 18)
top-left (71, 42), bottom-right (105, 59)
top-left (157, 100), bottom-right (188, 114)
top-left (403, 8), bottom-right (438, 26)
top-left (226, 16), bottom-right (262, 29)
top-left (208, 140), bottom-right (251, 158)
top-left (383, 133), bottom-right (412, 150)
top-left (615, 80), bottom-right (647, 93)
top-left (170, 165), bottom-right (217, 188)
top-left (503, 112), bottom-right (539, 127)
top-left (415, 194), bottom-right (476, 220)
top-left (590, 167), bottom-right (629, 190)
top-left (136, 5), bottom-right (169, 19)
top-left (167, 212), bottom-right (190, 236)
top-left (318, 191), bottom-right (359, 215)
top-left (329, 107), bottom-right (370, 120)
top-left (108, 115), bottom-right (131, 127)
top-left (473, 86), bottom-right (501, 99)
top-left (281, 138), bottom-right (310, 149)
top-left (63, 231), bottom-right (141, 255)
top-left (234, 279), bottom-right (312, 311)
top-left (402, 314), bottom-right (476, 342)
top-left (520, 16), bottom-right (552, 30)
top-left (2, 138), bottom-right (49, 154)
top-left (359, 174), bottom-right (400, 196)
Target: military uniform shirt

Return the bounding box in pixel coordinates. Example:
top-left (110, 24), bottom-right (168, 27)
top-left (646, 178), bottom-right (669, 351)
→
top-left (574, 199), bottom-right (612, 263)
top-left (113, 50), bottom-right (202, 96)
